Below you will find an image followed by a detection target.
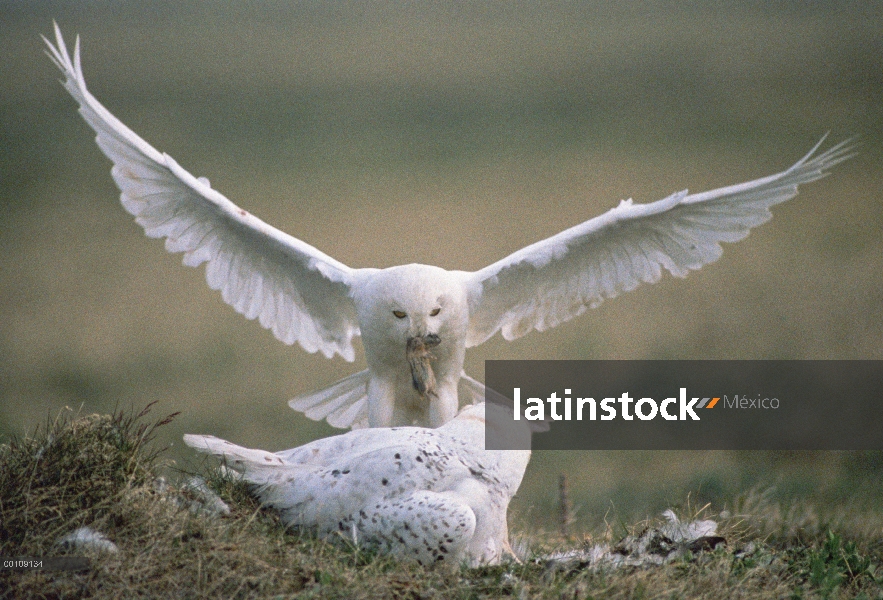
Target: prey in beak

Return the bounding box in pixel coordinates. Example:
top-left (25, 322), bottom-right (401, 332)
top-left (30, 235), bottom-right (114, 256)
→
top-left (406, 334), bottom-right (441, 398)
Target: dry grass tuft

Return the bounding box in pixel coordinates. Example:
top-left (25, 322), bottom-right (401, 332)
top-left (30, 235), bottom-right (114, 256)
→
top-left (0, 404), bottom-right (175, 550)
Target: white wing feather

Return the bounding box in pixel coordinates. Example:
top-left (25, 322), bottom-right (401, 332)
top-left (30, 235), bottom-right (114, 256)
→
top-left (288, 369), bottom-right (371, 428)
top-left (184, 429), bottom-right (478, 532)
top-left (185, 405), bottom-right (530, 565)
top-left (184, 430), bottom-right (483, 565)
top-left (464, 137), bottom-right (854, 346)
top-left (44, 24), bottom-right (361, 360)
top-left (288, 370), bottom-right (485, 430)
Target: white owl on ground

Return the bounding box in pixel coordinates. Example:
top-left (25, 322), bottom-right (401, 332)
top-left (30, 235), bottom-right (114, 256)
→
top-left (45, 25), bottom-right (853, 430)
top-left (184, 402), bottom-right (532, 566)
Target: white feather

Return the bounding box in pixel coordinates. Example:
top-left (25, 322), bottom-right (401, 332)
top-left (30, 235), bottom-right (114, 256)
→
top-left (56, 527), bottom-right (119, 554)
top-left (289, 370), bottom-right (485, 429)
top-left (464, 137), bottom-right (853, 346)
top-left (43, 23), bottom-right (360, 362)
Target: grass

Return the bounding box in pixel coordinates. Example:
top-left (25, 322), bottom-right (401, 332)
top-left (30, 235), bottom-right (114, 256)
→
top-left (2, 405), bottom-right (882, 599)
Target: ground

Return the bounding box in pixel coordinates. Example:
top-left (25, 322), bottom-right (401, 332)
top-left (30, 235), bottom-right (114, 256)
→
top-left (2, 406), bottom-right (881, 599)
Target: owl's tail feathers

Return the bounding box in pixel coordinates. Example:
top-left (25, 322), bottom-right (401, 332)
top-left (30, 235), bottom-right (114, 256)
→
top-left (289, 369), bottom-right (370, 429)
top-left (183, 434), bottom-right (292, 485)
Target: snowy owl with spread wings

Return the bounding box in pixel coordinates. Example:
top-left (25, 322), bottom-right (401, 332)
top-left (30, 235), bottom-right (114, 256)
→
top-left (45, 24), bottom-right (853, 429)
top-left (184, 402), bottom-right (532, 566)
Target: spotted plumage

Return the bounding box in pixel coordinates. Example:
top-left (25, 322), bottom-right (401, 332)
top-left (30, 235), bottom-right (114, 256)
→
top-left (184, 403), bottom-right (531, 566)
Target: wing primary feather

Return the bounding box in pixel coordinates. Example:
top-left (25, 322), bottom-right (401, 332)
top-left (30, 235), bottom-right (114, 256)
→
top-left (45, 23), bottom-right (362, 361)
top-left (466, 137), bottom-right (855, 346)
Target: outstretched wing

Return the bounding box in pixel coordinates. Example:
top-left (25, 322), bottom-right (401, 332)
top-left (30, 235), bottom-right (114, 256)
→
top-left (464, 138), bottom-right (854, 346)
top-left (44, 24), bottom-right (361, 360)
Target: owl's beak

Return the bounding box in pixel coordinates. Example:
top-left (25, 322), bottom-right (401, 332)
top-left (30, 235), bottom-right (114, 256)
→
top-left (406, 334), bottom-right (441, 397)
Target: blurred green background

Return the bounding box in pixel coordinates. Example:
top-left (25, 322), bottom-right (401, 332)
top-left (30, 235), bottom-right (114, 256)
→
top-left (2, 1), bottom-right (882, 532)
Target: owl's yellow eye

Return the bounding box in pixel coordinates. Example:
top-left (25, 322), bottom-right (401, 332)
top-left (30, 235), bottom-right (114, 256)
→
top-left (429, 308), bottom-right (441, 316)
top-left (393, 310), bottom-right (407, 319)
